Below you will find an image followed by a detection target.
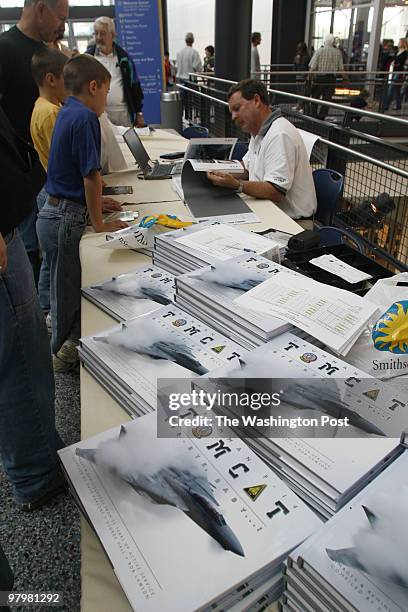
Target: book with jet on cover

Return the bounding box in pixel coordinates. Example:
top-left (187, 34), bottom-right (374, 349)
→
top-left (175, 255), bottom-right (298, 349)
top-left (58, 411), bottom-right (322, 612)
top-left (199, 331), bottom-right (406, 517)
top-left (79, 305), bottom-right (248, 418)
top-left (284, 450), bottom-right (408, 612)
top-left (154, 221), bottom-right (280, 275)
top-left (82, 265), bottom-right (176, 322)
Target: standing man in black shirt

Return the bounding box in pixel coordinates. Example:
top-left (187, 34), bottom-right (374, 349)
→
top-left (0, 106), bottom-right (66, 511)
top-left (0, 0), bottom-right (68, 277)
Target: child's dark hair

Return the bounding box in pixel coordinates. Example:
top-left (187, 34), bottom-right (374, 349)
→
top-left (31, 48), bottom-right (68, 87)
top-left (63, 53), bottom-right (111, 95)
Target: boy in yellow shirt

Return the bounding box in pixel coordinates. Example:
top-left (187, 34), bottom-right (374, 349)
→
top-left (31, 48), bottom-right (68, 320)
top-left (31, 48), bottom-right (68, 172)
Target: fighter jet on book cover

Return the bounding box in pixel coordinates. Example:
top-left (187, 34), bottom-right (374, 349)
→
top-left (79, 305), bottom-right (248, 417)
top-left (175, 254), bottom-right (302, 349)
top-left (59, 412), bottom-right (322, 612)
top-left (199, 331), bottom-right (406, 517)
top-left (82, 264), bottom-right (175, 322)
top-left (284, 450), bottom-right (408, 612)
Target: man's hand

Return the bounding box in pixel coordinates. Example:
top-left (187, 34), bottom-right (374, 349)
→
top-left (102, 196), bottom-right (122, 212)
top-left (207, 171), bottom-right (241, 190)
top-left (0, 232), bottom-right (7, 274)
top-left (94, 220), bottom-right (129, 234)
top-left (134, 113), bottom-right (146, 128)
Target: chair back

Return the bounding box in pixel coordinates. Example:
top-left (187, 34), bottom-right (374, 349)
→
top-left (232, 141), bottom-right (249, 161)
top-left (182, 125), bottom-right (209, 139)
top-left (318, 226), bottom-right (364, 253)
top-left (313, 168), bottom-right (344, 225)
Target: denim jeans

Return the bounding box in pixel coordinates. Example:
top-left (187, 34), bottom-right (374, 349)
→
top-left (0, 231), bottom-right (62, 504)
top-left (18, 200), bottom-right (40, 285)
top-left (384, 82), bottom-right (402, 110)
top-left (36, 198), bottom-right (87, 354)
top-left (36, 187), bottom-right (50, 313)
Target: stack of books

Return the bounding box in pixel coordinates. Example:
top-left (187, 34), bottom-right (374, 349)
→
top-left (78, 305), bottom-right (247, 418)
top-left (175, 254), bottom-right (296, 349)
top-left (59, 411), bottom-right (322, 612)
top-left (281, 449), bottom-right (408, 612)
top-left (200, 331), bottom-right (406, 518)
top-left (82, 264), bottom-right (176, 322)
top-left (153, 221), bottom-right (281, 275)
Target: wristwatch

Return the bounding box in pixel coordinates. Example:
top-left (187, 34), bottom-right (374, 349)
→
top-left (235, 180), bottom-right (244, 194)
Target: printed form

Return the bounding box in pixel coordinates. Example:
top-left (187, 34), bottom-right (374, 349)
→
top-left (175, 225), bottom-right (279, 261)
top-left (235, 271), bottom-right (379, 355)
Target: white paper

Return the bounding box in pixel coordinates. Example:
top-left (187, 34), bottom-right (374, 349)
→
top-left (175, 224), bottom-right (278, 262)
top-left (104, 211), bottom-right (139, 222)
top-left (235, 270), bottom-right (379, 354)
top-left (297, 129), bottom-right (320, 160)
top-left (99, 112), bottom-right (128, 173)
top-left (200, 212), bottom-right (260, 225)
top-left (134, 126), bottom-right (150, 137)
top-left (189, 159), bottom-right (243, 173)
top-left (99, 226), bottom-right (150, 250)
top-left (310, 254), bottom-right (372, 283)
top-left (171, 175), bottom-right (184, 200)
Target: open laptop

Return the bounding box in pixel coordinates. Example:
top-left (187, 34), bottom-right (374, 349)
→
top-left (124, 129), bottom-right (238, 180)
top-left (123, 128), bottom-right (182, 179)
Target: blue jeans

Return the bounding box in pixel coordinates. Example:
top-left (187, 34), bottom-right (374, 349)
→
top-left (36, 187), bottom-right (50, 313)
top-left (384, 82), bottom-right (402, 110)
top-left (36, 198), bottom-right (87, 354)
top-left (0, 231), bottom-right (62, 504)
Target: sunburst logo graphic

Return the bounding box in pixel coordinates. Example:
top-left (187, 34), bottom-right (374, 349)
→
top-left (372, 301), bottom-right (408, 354)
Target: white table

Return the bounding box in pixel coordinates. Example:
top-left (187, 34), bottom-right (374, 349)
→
top-left (79, 129), bottom-right (301, 612)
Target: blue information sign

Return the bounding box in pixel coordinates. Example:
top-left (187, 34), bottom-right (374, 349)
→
top-left (115, 0), bottom-right (163, 124)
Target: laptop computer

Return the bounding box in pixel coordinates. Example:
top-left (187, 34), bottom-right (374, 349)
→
top-left (123, 128), bottom-right (182, 179)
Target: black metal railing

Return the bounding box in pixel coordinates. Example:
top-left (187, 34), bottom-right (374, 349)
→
top-left (177, 78), bottom-right (408, 272)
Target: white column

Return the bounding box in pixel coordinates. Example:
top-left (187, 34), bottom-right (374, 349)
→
top-left (366, 0), bottom-right (385, 76)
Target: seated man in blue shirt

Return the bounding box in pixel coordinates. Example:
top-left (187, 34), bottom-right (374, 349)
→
top-left (37, 54), bottom-right (128, 372)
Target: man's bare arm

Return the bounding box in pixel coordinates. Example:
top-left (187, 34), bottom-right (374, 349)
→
top-left (84, 170), bottom-right (128, 233)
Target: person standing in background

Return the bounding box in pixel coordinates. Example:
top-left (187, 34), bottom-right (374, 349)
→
top-left (176, 32), bottom-right (202, 119)
top-left (176, 32), bottom-right (202, 80)
top-left (87, 16), bottom-right (145, 127)
top-left (203, 45), bottom-right (215, 72)
top-left (164, 50), bottom-right (176, 90)
top-left (308, 33), bottom-right (345, 120)
top-left (293, 42), bottom-right (310, 111)
top-left (384, 38), bottom-right (408, 112)
top-left (250, 32), bottom-right (261, 79)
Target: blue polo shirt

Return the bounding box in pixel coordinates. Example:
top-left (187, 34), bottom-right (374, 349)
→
top-left (46, 96), bottom-right (101, 205)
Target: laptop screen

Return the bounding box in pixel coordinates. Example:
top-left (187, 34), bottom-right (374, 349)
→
top-left (184, 138), bottom-right (237, 161)
top-left (123, 128), bottom-right (150, 170)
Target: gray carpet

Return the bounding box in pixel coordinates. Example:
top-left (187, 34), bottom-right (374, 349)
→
top-left (0, 372), bottom-right (81, 612)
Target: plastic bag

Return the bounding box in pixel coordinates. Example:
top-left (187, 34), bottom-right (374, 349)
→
top-left (345, 273), bottom-right (408, 379)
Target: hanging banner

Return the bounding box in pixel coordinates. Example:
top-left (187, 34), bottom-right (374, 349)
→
top-left (115, 0), bottom-right (163, 125)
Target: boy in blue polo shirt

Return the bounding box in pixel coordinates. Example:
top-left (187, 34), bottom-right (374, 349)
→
top-left (37, 54), bottom-right (128, 372)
